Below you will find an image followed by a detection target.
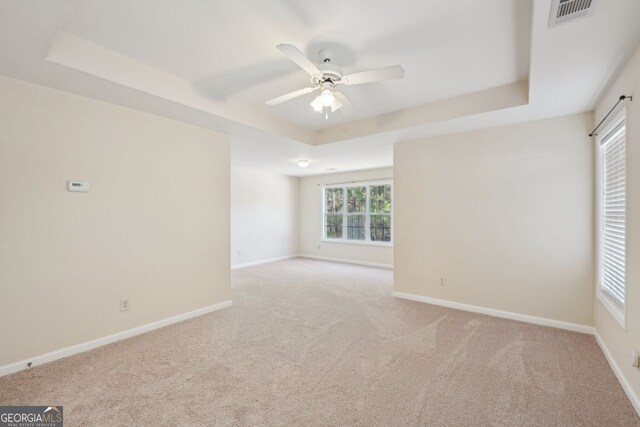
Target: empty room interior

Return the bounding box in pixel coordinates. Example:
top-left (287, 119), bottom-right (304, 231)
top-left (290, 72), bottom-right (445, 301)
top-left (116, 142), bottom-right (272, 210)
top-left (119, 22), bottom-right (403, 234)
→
top-left (2, 0), bottom-right (640, 425)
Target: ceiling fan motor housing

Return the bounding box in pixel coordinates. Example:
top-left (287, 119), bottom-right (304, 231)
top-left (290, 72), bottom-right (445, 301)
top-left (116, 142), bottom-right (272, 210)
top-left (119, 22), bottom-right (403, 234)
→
top-left (313, 49), bottom-right (343, 86)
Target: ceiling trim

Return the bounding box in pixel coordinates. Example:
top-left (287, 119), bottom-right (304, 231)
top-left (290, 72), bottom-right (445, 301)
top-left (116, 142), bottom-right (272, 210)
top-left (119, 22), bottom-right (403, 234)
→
top-left (312, 80), bottom-right (530, 145)
top-left (46, 31), bottom-right (531, 148)
top-left (46, 32), bottom-right (316, 144)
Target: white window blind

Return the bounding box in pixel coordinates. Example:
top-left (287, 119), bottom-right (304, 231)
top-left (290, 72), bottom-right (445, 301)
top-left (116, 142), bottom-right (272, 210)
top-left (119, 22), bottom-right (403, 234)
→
top-left (600, 118), bottom-right (626, 309)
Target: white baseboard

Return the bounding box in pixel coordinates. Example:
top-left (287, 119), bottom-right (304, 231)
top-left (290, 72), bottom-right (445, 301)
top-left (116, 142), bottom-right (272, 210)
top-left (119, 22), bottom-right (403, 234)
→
top-left (392, 291), bottom-right (594, 334)
top-left (0, 300), bottom-right (232, 378)
top-left (298, 254), bottom-right (393, 269)
top-left (593, 330), bottom-right (640, 416)
top-left (231, 254), bottom-right (298, 270)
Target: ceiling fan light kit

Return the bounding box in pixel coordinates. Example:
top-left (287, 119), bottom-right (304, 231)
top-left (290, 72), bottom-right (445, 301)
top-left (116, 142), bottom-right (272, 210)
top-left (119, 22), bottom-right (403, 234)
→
top-left (310, 97), bottom-right (323, 113)
top-left (265, 44), bottom-right (405, 118)
top-left (319, 89), bottom-right (335, 107)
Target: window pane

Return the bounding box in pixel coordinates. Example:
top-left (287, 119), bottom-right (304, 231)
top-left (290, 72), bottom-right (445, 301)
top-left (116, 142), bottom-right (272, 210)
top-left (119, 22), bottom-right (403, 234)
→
top-left (347, 187), bottom-right (366, 213)
top-left (370, 214), bottom-right (391, 242)
top-left (325, 188), bottom-right (344, 214)
top-left (347, 214), bottom-right (365, 240)
top-left (325, 214), bottom-right (343, 238)
top-left (369, 185), bottom-right (392, 213)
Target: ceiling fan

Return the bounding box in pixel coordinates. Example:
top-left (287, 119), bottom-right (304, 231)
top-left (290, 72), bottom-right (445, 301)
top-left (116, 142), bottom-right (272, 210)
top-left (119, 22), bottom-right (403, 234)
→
top-left (266, 44), bottom-right (405, 116)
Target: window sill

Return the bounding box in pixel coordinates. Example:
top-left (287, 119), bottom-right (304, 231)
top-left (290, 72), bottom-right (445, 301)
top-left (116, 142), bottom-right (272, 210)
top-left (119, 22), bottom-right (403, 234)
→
top-left (597, 290), bottom-right (626, 330)
top-left (322, 239), bottom-right (393, 248)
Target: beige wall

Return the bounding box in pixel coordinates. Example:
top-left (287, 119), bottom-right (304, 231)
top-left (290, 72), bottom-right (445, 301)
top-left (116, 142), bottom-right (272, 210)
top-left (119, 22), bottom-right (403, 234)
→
top-left (0, 75), bottom-right (231, 366)
top-left (394, 113), bottom-right (594, 326)
top-left (593, 46), bottom-right (640, 407)
top-left (231, 168), bottom-right (298, 266)
top-left (298, 168), bottom-right (393, 267)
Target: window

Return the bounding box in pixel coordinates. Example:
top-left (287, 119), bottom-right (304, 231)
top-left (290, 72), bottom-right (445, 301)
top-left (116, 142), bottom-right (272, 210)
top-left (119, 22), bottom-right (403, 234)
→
top-left (346, 187), bottom-right (366, 240)
top-left (324, 181), bottom-right (392, 244)
top-left (369, 184), bottom-right (392, 242)
top-left (598, 115), bottom-right (626, 324)
top-left (325, 187), bottom-right (344, 239)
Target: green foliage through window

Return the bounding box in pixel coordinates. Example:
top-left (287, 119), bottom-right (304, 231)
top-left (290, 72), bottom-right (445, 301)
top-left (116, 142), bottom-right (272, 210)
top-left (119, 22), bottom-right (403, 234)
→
top-left (325, 214), bottom-right (343, 239)
top-left (370, 214), bottom-right (391, 242)
top-left (325, 188), bottom-right (344, 214)
top-left (347, 187), bottom-right (366, 213)
top-left (369, 185), bottom-right (392, 213)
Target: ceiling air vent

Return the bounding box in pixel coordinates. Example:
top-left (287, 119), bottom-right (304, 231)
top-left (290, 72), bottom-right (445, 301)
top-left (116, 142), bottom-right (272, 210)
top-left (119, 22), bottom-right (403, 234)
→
top-left (549, 0), bottom-right (596, 28)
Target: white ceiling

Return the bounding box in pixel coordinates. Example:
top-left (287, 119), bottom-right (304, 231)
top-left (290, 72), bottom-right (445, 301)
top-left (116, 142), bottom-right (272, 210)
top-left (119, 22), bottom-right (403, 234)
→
top-left (63, 0), bottom-right (531, 130)
top-left (0, 0), bottom-right (639, 176)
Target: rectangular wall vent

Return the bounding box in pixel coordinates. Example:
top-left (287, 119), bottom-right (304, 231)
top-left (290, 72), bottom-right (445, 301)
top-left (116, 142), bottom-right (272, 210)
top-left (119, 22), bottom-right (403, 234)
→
top-left (549, 0), bottom-right (596, 28)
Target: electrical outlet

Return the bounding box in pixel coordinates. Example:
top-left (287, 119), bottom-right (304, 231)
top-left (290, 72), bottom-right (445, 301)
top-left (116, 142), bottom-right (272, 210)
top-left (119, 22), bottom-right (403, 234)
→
top-left (120, 299), bottom-right (130, 312)
top-left (440, 277), bottom-right (447, 286)
top-left (237, 250), bottom-right (242, 256)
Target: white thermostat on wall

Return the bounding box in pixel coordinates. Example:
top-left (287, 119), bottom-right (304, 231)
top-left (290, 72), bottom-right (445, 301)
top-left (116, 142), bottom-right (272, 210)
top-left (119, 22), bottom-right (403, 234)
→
top-left (67, 181), bottom-right (90, 192)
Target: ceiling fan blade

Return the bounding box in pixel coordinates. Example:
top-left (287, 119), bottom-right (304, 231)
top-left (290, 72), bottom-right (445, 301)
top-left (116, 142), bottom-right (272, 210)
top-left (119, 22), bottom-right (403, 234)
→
top-left (341, 65), bottom-right (405, 85)
top-left (266, 87), bottom-right (317, 105)
top-left (276, 44), bottom-right (321, 76)
top-left (334, 91), bottom-right (354, 113)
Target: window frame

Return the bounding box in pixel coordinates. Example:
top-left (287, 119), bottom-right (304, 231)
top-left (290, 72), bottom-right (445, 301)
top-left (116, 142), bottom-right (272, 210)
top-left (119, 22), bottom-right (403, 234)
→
top-left (596, 109), bottom-right (627, 329)
top-left (322, 179), bottom-right (393, 247)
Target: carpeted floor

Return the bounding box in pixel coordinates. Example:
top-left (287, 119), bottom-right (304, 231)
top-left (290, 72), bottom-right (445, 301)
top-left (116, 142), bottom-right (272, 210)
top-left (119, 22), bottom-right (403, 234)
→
top-left (0, 258), bottom-right (638, 426)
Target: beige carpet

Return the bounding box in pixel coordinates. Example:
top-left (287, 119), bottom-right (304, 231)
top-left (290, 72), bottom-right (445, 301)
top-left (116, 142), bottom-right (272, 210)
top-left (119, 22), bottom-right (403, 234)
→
top-left (0, 258), bottom-right (638, 426)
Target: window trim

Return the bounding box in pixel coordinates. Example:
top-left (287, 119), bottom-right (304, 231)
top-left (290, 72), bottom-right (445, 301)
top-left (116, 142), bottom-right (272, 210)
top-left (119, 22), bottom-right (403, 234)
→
top-left (322, 179), bottom-right (393, 247)
top-left (596, 109), bottom-right (627, 330)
